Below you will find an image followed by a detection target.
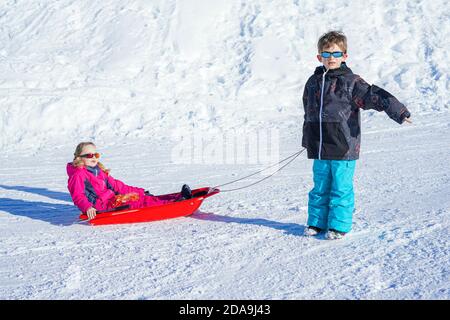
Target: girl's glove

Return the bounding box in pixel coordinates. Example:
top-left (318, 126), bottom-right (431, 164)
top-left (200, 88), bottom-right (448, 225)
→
top-left (111, 192), bottom-right (140, 208)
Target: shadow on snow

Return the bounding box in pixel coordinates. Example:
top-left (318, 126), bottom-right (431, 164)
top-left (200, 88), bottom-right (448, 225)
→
top-left (191, 210), bottom-right (306, 237)
top-left (0, 184), bottom-right (78, 226)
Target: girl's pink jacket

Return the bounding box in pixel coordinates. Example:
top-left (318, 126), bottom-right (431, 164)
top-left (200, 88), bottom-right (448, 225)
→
top-left (66, 163), bottom-right (173, 213)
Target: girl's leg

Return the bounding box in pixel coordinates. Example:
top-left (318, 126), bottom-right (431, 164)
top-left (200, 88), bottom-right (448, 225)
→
top-left (142, 195), bottom-right (179, 207)
top-left (307, 160), bottom-right (332, 230)
top-left (156, 193), bottom-right (183, 202)
top-left (108, 194), bottom-right (181, 210)
top-left (328, 160), bottom-right (356, 233)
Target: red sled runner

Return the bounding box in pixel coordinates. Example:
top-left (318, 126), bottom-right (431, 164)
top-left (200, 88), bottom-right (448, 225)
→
top-left (79, 187), bottom-right (220, 226)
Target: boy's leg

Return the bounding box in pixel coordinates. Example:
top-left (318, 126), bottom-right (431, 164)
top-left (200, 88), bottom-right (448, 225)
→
top-left (328, 160), bottom-right (356, 233)
top-left (307, 160), bottom-right (332, 230)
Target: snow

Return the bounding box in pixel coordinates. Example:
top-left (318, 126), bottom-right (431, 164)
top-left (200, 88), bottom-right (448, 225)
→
top-left (0, 0), bottom-right (449, 299)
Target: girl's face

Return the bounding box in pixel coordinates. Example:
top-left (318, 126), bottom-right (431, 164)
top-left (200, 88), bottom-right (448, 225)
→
top-left (79, 144), bottom-right (99, 168)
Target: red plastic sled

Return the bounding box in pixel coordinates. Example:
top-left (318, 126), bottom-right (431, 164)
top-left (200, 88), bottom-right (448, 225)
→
top-left (79, 187), bottom-right (220, 226)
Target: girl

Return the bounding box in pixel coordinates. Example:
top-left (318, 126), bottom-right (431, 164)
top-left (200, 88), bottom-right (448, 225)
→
top-left (67, 142), bottom-right (192, 220)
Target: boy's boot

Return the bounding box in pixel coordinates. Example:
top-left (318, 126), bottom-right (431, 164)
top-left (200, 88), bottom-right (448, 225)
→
top-left (304, 226), bottom-right (322, 236)
top-left (325, 229), bottom-right (347, 240)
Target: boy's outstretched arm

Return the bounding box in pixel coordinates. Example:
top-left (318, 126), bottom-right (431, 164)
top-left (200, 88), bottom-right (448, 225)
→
top-left (352, 77), bottom-right (411, 124)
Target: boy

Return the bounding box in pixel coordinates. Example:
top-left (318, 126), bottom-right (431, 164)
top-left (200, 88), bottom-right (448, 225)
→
top-left (301, 31), bottom-right (411, 240)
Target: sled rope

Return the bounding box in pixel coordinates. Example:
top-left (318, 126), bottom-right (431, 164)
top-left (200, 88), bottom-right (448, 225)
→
top-left (212, 148), bottom-right (306, 192)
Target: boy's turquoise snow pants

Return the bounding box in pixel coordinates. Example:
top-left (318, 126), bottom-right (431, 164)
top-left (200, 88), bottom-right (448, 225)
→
top-left (307, 159), bottom-right (356, 233)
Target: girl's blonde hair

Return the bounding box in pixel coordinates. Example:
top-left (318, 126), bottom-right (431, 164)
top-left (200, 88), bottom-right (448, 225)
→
top-left (72, 142), bottom-right (110, 174)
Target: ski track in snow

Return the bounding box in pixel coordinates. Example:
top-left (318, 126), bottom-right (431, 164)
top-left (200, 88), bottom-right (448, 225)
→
top-left (0, 0), bottom-right (449, 299)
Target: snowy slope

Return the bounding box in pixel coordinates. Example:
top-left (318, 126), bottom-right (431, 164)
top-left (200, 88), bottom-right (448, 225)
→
top-left (0, 0), bottom-right (448, 152)
top-left (0, 117), bottom-right (449, 299)
top-left (0, 0), bottom-right (449, 299)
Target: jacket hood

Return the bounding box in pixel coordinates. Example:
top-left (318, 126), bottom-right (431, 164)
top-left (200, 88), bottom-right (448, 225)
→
top-left (66, 162), bottom-right (81, 178)
top-left (314, 62), bottom-right (353, 76)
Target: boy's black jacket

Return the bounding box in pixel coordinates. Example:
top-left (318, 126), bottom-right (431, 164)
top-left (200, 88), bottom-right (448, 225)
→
top-left (302, 63), bottom-right (410, 160)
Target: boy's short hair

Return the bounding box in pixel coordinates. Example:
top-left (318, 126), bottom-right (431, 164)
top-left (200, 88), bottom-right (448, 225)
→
top-left (317, 31), bottom-right (347, 53)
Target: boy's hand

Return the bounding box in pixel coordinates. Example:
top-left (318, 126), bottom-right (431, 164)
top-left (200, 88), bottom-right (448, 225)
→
top-left (86, 207), bottom-right (97, 220)
top-left (401, 111), bottom-right (412, 124)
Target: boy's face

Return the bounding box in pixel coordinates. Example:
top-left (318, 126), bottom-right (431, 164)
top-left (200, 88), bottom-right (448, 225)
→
top-left (317, 43), bottom-right (348, 70)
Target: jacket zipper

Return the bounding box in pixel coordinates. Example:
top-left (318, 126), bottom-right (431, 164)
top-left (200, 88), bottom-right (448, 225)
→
top-left (318, 68), bottom-right (328, 160)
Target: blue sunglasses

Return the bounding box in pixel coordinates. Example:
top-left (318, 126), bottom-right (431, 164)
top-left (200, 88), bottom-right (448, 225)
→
top-left (320, 51), bottom-right (344, 58)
